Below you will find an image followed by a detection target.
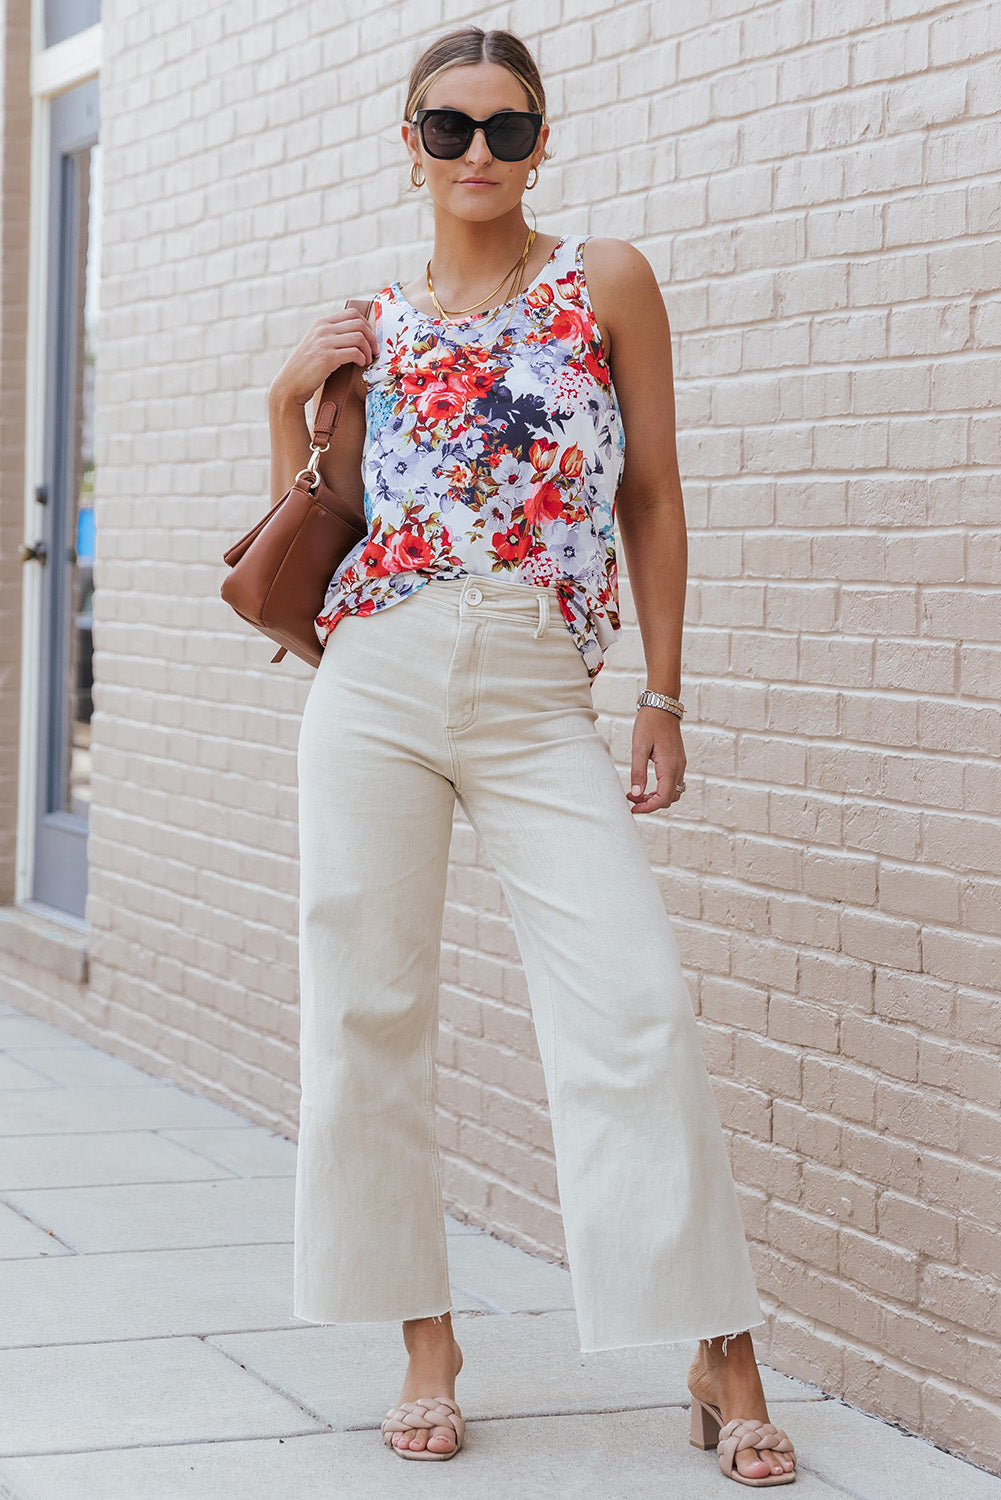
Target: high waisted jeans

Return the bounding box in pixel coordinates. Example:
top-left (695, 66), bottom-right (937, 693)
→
top-left (294, 575), bottom-right (765, 1353)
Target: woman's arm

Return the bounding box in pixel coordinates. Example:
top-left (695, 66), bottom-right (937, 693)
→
top-left (583, 238), bottom-right (688, 815)
top-left (267, 306), bottom-right (377, 509)
top-left (267, 390), bottom-right (313, 509)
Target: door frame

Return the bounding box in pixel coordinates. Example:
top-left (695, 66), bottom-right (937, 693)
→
top-left (15, 10), bottom-right (101, 923)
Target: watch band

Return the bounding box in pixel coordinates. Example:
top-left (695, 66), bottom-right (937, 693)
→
top-left (636, 689), bottom-right (685, 719)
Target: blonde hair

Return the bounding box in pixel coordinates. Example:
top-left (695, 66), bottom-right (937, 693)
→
top-left (405, 26), bottom-right (550, 160)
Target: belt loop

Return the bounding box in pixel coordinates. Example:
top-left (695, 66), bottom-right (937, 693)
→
top-left (534, 592), bottom-right (549, 639)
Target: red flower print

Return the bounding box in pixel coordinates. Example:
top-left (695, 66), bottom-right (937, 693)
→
top-left (399, 368), bottom-right (434, 396)
top-left (529, 437), bottom-right (558, 472)
top-left (399, 345), bottom-right (459, 398)
top-left (437, 346), bottom-right (501, 398)
top-left (556, 271), bottom-right (585, 306)
top-left (453, 365), bottom-right (500, 399)
top-left (524, 480), bottom-right (564, 526)
top-left (551, 307), bottom-right (592, 346)
top-left (360, 538), bottom-right (389, 574)
top-left (386, 529), bottom-right (433, 569)
top-left (559, 444), bottom-right (585, 479)
top-left (526, 283), bottom-right (554, 308)
top-left (493, 524), bottom-right (533, 562)
top-left (414, 386), bottom-right (466, 424)
top-left (583, 349), bottom-right (610, 387)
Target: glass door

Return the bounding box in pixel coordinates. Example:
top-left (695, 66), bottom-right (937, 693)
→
top-left (29, 78), bottom-right (100, 918)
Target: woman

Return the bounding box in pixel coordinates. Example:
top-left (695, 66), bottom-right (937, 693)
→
top-left (268, 25), bottom-right (797, 1487)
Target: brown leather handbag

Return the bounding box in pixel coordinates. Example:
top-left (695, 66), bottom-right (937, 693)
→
top-left (221, 297), bottom-right (373, 668)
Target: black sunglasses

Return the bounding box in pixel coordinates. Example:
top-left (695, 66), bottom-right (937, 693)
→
top-left (411, 108), bottom-right (543, 162)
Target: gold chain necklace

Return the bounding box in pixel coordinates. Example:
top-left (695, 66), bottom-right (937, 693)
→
top-left (479, 235), bottom-right (533, 345)
top-left (426, 228), bottom-right (536, 324)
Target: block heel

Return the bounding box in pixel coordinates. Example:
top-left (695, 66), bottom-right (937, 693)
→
top-left (690, 1392), bottom-right (724, 1448)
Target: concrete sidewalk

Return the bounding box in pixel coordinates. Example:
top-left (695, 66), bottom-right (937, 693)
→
top-left (0, 993), bottom-right (998, 1500)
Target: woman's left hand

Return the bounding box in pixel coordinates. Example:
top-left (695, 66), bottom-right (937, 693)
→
top-left (628, 707), bottom-right (687, 814)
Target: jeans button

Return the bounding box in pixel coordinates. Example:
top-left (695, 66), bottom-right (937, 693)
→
top-left (466, 586), bottom-right (482, 605)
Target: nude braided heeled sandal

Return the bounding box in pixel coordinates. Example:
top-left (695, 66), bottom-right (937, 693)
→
top-left (690, 1393), bottom-right (797, 1486)
top-left (381, 1395), bottom-right (465, 1461)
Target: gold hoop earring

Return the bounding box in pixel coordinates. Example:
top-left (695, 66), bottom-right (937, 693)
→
top-left (410, 162), bottom-right (425, 189)
top-left (526, 165), bottom-right (539, 190)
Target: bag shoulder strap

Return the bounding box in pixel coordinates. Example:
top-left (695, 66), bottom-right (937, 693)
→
top-left (311, 297), bottom-right (374, 447)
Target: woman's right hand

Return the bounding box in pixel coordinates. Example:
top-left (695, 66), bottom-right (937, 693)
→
top-left (268, 306), bottom-right (379, 408)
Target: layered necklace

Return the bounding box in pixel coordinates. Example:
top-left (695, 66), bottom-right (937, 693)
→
top-left (425, 227), bottom-right (537, 342)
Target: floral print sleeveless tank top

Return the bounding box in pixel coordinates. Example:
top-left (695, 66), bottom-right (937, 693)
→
top-left (314, 234), bottom-right (625, 680)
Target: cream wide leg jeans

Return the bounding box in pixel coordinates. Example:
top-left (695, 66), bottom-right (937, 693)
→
top-left (294, 574), bottom-right (765, 1353)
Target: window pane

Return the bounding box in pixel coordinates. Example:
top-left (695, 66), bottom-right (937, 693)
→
top-left (61, 141), bottom-right (100, 819)
top-left (44, 0), bottom-right (101, 49)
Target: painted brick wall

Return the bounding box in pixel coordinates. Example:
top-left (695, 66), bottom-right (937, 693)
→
top-left (5, 0), bottom-right (1000, 1474)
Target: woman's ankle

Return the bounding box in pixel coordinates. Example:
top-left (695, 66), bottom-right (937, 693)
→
top-left (699, 1329), bottom-right (754, 1363)
top-left (402, 1312), bottom-right (456, 1353)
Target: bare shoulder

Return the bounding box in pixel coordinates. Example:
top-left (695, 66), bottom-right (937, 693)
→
top-left (583, 238), bottom-right (662, 299)
top-left (580, 238), bottom-right (666, 357)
